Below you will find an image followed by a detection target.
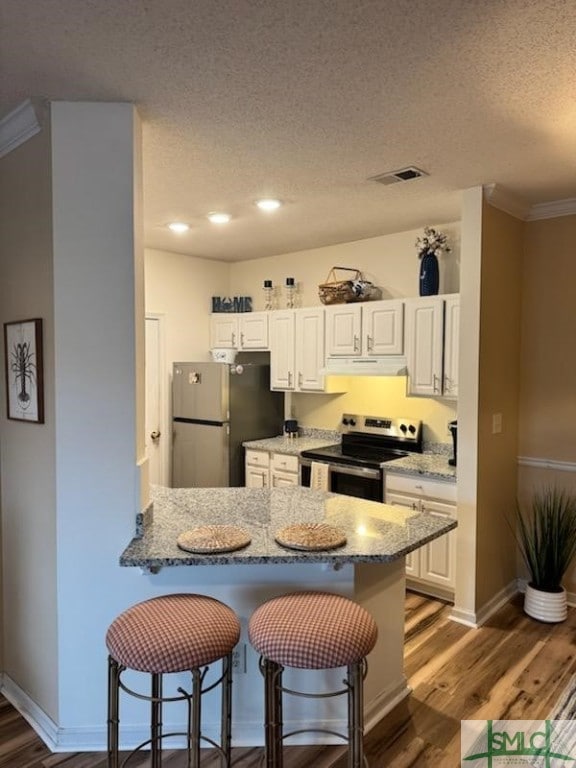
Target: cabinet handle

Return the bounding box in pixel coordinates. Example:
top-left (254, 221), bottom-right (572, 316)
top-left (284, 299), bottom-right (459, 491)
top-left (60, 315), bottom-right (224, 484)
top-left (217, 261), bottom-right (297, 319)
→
top-left (433, 374), bottom-right (439, 393)
top-left (298, 372), bottom-right (303, 387)
top-left (240, 332), bottom-right (244, 346)
top-left (444, 375), bottom-right (450, 393)
top-left (288, 371), bottom-right (292, 387)
top-left (367, 335), bottom-right (373, 352)
top-left (231, 332), bottom-right (236, 346)
top-left (354, 335), bottom-right (359, 352)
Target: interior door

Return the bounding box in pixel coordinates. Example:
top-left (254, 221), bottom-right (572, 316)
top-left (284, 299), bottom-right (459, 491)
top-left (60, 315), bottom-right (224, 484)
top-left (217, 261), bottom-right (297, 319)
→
top-left (145, 316), bottom-right (166, 485)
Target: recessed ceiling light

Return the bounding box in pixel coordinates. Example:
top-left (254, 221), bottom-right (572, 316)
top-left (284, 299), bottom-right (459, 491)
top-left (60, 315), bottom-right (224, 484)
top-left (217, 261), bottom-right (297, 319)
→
top-left (255, 198), bottom-right (282, 212)
top-left (168, 222), bottom-right (190, 234)
top-left (207, 212), bottom-right (232, 224)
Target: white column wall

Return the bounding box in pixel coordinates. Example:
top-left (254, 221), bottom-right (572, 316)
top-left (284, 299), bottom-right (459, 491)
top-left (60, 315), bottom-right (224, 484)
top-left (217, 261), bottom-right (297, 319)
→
top-left (50, 102), bottom-right (146, 727)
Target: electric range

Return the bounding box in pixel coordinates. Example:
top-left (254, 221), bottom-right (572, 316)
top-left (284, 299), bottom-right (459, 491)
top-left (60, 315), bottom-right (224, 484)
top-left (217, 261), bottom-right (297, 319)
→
top-left (300, 413), bottom-right (423, 502)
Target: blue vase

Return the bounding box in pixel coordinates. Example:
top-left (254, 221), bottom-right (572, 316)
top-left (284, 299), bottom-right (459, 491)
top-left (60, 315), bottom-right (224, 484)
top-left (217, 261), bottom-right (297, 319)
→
top-left (419, 251), bottom-right (439, 296)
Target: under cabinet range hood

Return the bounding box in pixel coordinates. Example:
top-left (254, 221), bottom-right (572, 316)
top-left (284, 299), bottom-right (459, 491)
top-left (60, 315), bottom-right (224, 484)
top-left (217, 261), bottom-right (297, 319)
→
top-left (322, 356), bottom-right (408, 376)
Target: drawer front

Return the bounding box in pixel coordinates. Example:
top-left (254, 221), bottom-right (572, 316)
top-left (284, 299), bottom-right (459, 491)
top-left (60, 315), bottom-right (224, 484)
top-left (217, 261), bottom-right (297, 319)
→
top-left (271, 452), bottom-right (299, 474)
top-left (385, 473), bottom-right (457, 503)
top-left (245, 449), bottom-right (270, 468)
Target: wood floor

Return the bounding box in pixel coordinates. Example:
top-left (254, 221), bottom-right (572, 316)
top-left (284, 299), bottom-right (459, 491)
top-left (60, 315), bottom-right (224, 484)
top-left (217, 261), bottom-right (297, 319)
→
top-left (2, 591), bottom-right (575, 767)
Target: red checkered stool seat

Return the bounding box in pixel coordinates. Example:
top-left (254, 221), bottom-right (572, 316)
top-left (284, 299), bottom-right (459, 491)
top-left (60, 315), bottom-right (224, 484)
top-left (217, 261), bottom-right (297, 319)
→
top-left (106, 593), bottom-right (240, 768)
top-left (248, 591), bottom-right (377, 669)
top-left (248, 591), bottom-right (378, 768)
top-left (106, 593), bottom-right (240, 672)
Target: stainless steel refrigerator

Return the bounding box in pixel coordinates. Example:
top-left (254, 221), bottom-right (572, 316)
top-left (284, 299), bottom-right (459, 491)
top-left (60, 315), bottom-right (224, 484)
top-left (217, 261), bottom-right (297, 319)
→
top-left (172, 361), bottom-right (283, 488)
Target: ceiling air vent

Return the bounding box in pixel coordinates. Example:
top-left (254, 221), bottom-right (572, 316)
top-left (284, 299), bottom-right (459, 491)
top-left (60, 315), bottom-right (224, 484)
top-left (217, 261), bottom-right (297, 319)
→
top-left (368, 166), bottom-right (428, 186)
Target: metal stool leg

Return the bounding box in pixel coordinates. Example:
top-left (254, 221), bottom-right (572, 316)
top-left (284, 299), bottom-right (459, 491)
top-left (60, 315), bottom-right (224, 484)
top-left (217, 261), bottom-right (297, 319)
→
top-left (107, 656), bottom-right (121, 768)
top-left (347, 661), bottom-right (365, 768)
top-left (189, 667), bottom-right (202, 768)
top-left (220, 654), bottom-right (233, 768)
top-left (263, 658), bottom-right (284, 768)
top-left (151, 673), bottom-right (163, 768)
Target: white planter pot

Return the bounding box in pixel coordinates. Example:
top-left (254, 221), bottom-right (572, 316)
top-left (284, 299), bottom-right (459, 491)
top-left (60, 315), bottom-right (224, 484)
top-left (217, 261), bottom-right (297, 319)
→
top-left (524, 583), bottom-right (567, 623)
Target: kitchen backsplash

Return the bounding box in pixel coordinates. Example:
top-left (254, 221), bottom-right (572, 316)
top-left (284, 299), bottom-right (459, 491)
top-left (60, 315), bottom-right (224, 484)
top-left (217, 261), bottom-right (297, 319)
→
top-left (293, 376), bottom-right (456, 445)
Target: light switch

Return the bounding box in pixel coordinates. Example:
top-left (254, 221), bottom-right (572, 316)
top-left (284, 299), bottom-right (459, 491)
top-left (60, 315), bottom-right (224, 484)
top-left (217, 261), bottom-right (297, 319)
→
top-left (492, 413), bottom-right (502, 434)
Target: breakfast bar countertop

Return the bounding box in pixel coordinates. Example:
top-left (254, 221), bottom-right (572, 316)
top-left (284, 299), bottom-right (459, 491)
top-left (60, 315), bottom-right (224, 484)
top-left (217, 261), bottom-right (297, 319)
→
top-left (120, 486), bottom-right (457, 570)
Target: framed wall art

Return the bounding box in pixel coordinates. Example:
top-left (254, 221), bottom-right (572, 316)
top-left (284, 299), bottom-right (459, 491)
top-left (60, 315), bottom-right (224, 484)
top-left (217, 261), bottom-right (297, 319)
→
top-left (4, 318), bottom-right (44, 423)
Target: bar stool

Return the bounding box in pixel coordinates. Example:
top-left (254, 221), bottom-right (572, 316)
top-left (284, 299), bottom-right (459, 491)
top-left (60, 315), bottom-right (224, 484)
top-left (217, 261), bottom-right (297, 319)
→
top-left (248, 591), bottom-right (378, 768)
top-left (106, 593), bottom-right (240, 767)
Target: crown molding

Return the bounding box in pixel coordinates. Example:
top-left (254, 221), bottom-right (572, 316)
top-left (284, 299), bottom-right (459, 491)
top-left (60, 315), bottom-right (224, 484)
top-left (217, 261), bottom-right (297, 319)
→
top-left (527, 197), bottom-right (576, 221)
top-left (483, 184), bottom-right (531, 220)
top-left (0, 99), bottom-right (41, 160)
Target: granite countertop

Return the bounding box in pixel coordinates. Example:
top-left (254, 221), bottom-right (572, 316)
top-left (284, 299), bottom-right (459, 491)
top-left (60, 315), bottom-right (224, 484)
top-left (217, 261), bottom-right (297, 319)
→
top-left (243, 435), bottom-right (339, 456)
top-left (385, 453), bottom-right (456, 482)
top-left (120, 486), bottom-right (457, 569)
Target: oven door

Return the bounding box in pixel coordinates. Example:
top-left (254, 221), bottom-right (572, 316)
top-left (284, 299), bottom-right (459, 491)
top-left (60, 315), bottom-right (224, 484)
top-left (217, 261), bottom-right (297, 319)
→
top-left (300, 459), bottom-right (383, 502)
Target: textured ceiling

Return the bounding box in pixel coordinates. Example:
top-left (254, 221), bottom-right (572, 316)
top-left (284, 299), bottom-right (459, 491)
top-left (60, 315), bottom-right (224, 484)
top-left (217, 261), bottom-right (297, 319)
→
top-left (1, 0), bottom-right (575, 261)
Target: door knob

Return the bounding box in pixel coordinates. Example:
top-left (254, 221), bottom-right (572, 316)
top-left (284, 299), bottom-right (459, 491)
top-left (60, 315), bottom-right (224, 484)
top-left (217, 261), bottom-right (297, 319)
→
top-left (150, 430), bottom-right (161, 441)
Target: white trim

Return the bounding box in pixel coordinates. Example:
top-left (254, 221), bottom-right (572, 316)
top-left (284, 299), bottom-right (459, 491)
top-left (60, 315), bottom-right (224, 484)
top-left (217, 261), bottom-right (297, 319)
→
top-left (0, 99), bottom-right (41, 159)
top-left (450, 580), bottom-right (519, 628)
top-left (364, 678), bottom-right (410, 734)
top-left (1, 674), bottom-right (60, 751)
top-left (527, 197), bottom-right (576, 221)
top-left (145, 313), bottom-right (169, 486)
top-left (483, 184), bottom-right (530, 220)
top-left (518, 456), bottom-right (576, 472)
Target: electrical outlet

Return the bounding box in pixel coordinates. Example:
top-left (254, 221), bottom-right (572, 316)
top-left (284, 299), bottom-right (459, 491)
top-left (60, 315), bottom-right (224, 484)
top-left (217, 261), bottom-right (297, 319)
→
top-left (231, 643), bottom-right (247, 674)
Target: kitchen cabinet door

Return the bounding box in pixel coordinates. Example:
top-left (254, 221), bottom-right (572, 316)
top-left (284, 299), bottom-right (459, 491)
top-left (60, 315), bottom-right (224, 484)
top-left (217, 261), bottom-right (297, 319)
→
top-left (385, 491), bottom-right (421, 578)
top-left (405, 297), bottom-right (444, 396)
top-left (325, 304), bottom-right (362, 356)
top-left (442, 295), bottom-right (459, 399)
top-left (239, 312), bottom-right (269, 350)
top-left (295, 307), bottom-right (325, 391)
top-left (420, 499), bottom-right (457, 589)
top-left (363, 300), bottom-right (404, 355)
top-left (270, 311), bottom-right (295, 390)
top-left (210, 315), bottom-right (238, 348)
top-left (245, 465), bottom-right (269, 488)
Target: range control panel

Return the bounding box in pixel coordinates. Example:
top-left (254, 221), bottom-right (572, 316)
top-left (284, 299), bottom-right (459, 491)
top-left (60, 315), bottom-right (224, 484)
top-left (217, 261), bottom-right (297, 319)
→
top-left (340, 413), bottom-right (422, 442)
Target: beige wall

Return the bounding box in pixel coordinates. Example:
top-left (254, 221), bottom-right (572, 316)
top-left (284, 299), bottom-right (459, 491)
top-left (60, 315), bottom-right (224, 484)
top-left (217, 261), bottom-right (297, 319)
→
top-left (230, 224), bottom-right (460, 310)
top-left (518, 215), bottom-right (576, 592)
top-left (475, 203), bottom-right (524, 608)
top-left (295, 377), bottom-right (456, 444)
top-left (145, 248), bottom-right (229, 369)
top-left (0, 117), bottom-right (59, 718)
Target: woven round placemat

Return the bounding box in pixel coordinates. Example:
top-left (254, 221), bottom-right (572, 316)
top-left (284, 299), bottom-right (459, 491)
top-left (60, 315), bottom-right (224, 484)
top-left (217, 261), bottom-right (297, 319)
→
top-left (274, 522), bottom-right (347, 552)
top-left (177, 525), bottom-right (252, 554)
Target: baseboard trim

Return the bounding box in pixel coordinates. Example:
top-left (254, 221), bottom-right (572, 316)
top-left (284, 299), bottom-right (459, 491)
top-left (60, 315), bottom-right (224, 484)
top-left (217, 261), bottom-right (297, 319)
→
top-left (450, 580), bottom-right (519, 628)
top-left (1, 674), bottom-right (60, 751)
top-left (1, 671), bottom-right (403, 751)
top-left (364, 678), bottom-right (410, 734)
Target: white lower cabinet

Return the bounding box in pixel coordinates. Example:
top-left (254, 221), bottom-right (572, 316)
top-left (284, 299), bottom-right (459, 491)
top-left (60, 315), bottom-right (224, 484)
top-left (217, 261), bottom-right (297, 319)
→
top-left (245, 449), bottom-right (299, 488)
top-left (386, 474), bottom-right (457, 596)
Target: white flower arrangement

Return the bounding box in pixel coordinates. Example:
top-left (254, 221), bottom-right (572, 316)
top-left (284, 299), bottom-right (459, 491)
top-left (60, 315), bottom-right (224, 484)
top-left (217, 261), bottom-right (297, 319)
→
top-left (415, 226), bottom-right (451, 259)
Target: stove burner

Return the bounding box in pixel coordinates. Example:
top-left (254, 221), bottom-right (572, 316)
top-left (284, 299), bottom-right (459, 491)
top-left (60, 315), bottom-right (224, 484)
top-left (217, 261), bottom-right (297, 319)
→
top-left (300, 413), bottom-right (423, 470)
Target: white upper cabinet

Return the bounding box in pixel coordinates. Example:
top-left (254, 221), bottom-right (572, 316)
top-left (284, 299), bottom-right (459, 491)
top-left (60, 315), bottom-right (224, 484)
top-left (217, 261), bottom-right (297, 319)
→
top-left (362, 300), bottom-right (404, 355)
top-left (270, 308), bottom-right (327, 392)
top-left (325, 304), bottom-right (362, 356)
top-left (239, 312), bottom-right (269, 349)
top-left (325, 300), bottom-right (403, 357)
top-left (442, 295), bottom-right (459, 399)
top-left (270, 310), bottom-right (295, 390)
top-left (210, 312), bottom-right (269, 350)
top-left (295, 307), bottom-right (325, 391)
top-left (404, 294), bottom-right (459, 398)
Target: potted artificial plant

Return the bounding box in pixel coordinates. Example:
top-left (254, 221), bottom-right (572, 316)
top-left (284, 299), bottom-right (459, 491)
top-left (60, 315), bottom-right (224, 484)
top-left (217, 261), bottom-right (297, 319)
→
top-left (515, 486), bottom-right (576, 623)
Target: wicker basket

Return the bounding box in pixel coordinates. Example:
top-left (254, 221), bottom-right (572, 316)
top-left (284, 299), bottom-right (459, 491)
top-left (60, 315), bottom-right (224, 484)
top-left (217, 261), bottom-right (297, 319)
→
top-left (318, 267), bottom-right (373, 305)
